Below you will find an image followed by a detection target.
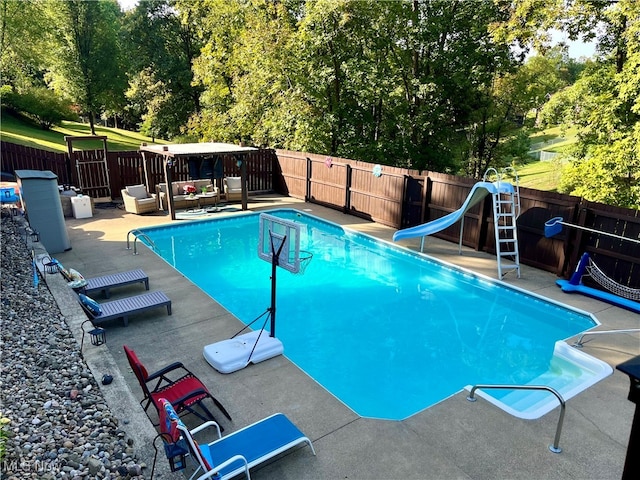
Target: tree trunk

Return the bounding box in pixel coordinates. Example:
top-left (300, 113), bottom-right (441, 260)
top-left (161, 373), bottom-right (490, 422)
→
top-left (88, 111), bottom-right (96, 136)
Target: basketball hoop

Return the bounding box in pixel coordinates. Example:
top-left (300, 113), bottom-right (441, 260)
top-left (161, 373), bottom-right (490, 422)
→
top-left (296, 251), bottom-right (313, 275)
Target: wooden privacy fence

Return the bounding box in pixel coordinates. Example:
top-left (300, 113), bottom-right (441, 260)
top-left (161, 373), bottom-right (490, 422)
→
top-left (1, 142), bottom-right (70, 183)
top-left (274, 149), bottom-right (639, 287)
top-left (2, 141), bottom-right (637, 287)
top-left (275, 149), bottom-right (419, 227)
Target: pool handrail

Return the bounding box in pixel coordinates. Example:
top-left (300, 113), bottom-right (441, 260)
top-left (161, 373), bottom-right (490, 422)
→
top-left (573, 328), bottom-right (640, 348)
top-left (126, 229), bottom-right (159, 255)
top-left (466, 384), bottom-right (565, 453)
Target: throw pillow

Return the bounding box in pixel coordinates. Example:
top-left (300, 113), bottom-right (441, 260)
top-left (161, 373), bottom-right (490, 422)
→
top-left (126, 185), bottom-right (148, 200)
top-left (79, 293), bottom-right (102, 316)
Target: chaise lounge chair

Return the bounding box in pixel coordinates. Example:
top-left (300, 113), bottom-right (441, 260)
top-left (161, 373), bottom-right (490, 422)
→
top-left (124, 346), bottom-right (232, 427)
top-left (76, 269), bottom-right (149, 298)
top-left (57, 261), bottom-right (150, 299)
top-left (158, 398), bottom-right (315, 480)
top-left (78, 291), bottom-right (171, 326)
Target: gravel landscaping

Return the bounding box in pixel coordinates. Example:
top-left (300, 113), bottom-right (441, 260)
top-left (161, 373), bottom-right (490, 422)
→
top-left (1, 215), bottom-right (146, 479)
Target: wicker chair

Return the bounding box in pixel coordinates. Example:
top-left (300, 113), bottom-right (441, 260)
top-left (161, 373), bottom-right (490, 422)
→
top-left (121, 184), bottom-right (158, 214)
top-left (223, 177), bottom-right (243, 202)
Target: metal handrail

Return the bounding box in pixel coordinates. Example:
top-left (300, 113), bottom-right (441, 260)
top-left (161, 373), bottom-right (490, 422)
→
top-left (467, 384), bottom-right (566, 453)
top-left (126, 229), bottom-right (158, 255)
top-left (573, 329), bottom-right (640, 348)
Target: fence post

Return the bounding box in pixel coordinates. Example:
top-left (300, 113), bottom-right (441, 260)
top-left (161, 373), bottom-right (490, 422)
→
top-left (566, 203), bottom-right (589, 275)
top-left (305, 157), bottom-right (312, 202)
top-left (421, 174), bottom-right (431, 224)
top-left (345, 164), bottom-right (352, 214)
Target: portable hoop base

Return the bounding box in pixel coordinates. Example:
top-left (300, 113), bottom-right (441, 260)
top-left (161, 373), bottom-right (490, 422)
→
top-left (203, 330), bottom-right (283, 374)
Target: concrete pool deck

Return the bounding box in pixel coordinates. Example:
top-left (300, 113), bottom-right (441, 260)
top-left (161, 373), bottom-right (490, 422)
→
top-left (46, 194), bottom-right (637, 479)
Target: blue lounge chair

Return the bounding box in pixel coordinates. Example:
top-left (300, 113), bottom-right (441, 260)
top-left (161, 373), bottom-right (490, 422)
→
top-left (158, 399), bottom-right (315, 480)
top-left (78, 291), bottom-right (171, 326)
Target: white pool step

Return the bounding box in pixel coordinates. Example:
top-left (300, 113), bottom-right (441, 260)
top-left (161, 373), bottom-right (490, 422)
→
top-left (465, 341), bottom-right (613, 419)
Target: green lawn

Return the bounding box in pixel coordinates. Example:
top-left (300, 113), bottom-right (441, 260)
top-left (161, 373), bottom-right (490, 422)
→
top-left (514, 125), bottom-right (577, 191)
top-left (0, 113), bottom-right (163, 152)
top-left (529, 125), bottom-right (577, 144)
top-left (516, 159), bottom-right (566, 191)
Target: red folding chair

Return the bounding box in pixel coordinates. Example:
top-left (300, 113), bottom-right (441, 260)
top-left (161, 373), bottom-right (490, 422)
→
top-left (123, 345), bottom-right (232, 427)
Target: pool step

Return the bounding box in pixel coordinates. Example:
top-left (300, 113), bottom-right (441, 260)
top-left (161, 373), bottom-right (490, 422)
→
top-left (466, 342), bottom-right (613, 420)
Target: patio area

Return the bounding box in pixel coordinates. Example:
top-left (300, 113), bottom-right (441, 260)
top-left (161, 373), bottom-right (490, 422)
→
top-left (46, 194), bottom-right (636, 479)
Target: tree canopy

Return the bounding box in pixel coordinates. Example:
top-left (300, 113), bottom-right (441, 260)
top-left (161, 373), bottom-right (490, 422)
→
top-left (0, 0), bottom-right (637, 208)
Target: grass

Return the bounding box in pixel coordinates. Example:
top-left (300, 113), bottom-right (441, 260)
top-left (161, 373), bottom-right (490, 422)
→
top-left (514, 125), bottom-right (577, 191)
top-left (0, 112), bottom-right (163, 152)
top-left (529, 125), bottom-right (577, 143)
top-left (516, 158), bottom-right (566, 191)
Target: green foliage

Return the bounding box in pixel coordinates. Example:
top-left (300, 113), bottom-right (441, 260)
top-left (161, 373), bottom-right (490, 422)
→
top-left (3, 0), bottom-right (633, 208)
top-left (182, 0), bottom-right (523, 173)
top-left (45, 0), bottom-right (125, 135)
top-left (0, 0), bottom-right (51, 89)
top-left (500, 0), bottom-right (639, 208)
top-left (121, 0), bottom-right (203, 139)
top-left (541, 42), bottom-right (639, 208)
top-left (4, 87), bottom-right (76, 129)
top-left (0, 411), bottom-right (10, 462)
top-left (560, 131), bottom-right (640, 208)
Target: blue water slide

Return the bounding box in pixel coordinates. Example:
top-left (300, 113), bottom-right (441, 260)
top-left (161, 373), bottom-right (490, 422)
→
top-left (393, 181), bottom-right (512, 243)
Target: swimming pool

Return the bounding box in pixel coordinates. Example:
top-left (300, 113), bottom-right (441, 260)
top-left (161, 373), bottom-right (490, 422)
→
top-left (138, 209), bottom-right (607, 420)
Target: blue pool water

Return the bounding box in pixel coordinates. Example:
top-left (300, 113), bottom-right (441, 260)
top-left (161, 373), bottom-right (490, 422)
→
top-left (138, 209), bottom-right (599, 420)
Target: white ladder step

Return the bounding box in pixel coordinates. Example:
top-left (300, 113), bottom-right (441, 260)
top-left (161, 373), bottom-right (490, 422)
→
top-left (490, 171), bottom-right (520, 279)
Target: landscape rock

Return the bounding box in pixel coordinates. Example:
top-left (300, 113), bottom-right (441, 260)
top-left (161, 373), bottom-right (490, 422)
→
top-left (0, 217), bottom-right (145, 479)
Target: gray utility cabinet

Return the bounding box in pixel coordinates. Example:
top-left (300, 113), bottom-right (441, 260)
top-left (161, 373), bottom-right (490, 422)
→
top-left (16, 170), bottom-right (71, 253)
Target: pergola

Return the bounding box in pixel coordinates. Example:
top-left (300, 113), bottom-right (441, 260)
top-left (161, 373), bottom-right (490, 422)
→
top-left (139, 142), bottom-right (258, 220)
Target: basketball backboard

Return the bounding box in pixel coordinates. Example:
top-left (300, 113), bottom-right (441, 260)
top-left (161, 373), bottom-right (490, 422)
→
top-left (258, 213), bottom-right (301, 273)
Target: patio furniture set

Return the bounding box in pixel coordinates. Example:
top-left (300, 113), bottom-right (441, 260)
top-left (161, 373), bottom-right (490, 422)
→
top-left (121, 177), bottom-right (244, 215)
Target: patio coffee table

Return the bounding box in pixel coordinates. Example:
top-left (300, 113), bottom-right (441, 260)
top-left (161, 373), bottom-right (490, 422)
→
top-left (197, 192), bottom-right (220, 212)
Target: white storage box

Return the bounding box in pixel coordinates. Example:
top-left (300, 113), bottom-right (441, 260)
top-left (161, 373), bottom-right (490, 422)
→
top-left (71, 195), bottom-right (93, 219)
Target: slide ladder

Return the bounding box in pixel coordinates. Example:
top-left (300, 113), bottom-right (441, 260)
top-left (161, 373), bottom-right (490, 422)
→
top-left (485, 168), bottom-right (520, 278)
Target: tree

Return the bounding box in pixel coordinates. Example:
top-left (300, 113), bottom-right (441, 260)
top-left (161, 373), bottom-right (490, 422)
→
top-left (183, 0), bottom-right (522, 174)
top-left (544, 5), bottom-right (639, 208)
top-left (121, 0), bottom-right (203, 139)
top-left (516, 55), bottom-right (567, 124)
top-left (496, 0), bottom-right (639, 208)
top-left (45, 0), bottom-right (125, 135)
top-left (0, 0), bottom-right (50, 90)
